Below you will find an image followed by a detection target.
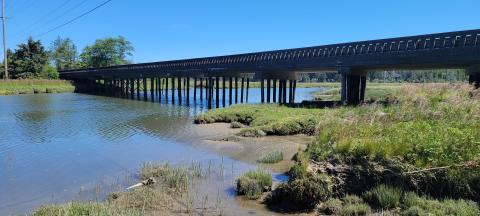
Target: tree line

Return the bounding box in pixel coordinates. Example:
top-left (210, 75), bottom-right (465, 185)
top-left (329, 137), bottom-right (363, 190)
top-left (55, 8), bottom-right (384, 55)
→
top-left (0, 36), bottom-right (134, 79)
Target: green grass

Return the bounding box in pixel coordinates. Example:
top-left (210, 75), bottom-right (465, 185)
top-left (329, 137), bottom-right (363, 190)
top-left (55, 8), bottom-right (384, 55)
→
top-left (33, 162), bottom-right (210, 216)
top-left (0, 79), bottom-right (75, 95)
top-left (236, 170), bottom-right (272, 199)
top-left (257, 150), bottom-right (284, 164)
top-left (33, 202), bottom-right (143, 216)
top-left (140, 162), bottom-right (189, 191)
top-left (363, 185), bottom-right (403, 209)
top-left (308, 84), bottom-right (480, 168)
top-left (195, 104), bottom-right (325, 136)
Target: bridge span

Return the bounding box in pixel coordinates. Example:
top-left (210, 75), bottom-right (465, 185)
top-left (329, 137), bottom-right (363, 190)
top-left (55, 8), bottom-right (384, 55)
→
top-left (60, 29), bottom-right (480, 107)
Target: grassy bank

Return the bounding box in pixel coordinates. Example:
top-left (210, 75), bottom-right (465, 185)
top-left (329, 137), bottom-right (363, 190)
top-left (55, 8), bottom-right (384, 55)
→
top-left (0, 79), bottom-right (75, 95)
top-left (196, 83), bottom-right (480, 214)
top-left (33, 162), bottom-right (223, 216)
top-left (195, 104), bottom-right (326, 136)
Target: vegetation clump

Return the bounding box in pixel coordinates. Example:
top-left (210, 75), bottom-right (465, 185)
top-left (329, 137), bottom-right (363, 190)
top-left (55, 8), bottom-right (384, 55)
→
top-left (195, 104), bottom-right (325, 137)
top-left (268, 174), bottom-right (332, 210)
top-left (258, 150), bottom-right (284, 164)
top-left (363, 185), bottom-right (403, 209)
top-left (236, 170), bottom-right (272, 199)
top-left (33, 202), bottom-right (143, 216)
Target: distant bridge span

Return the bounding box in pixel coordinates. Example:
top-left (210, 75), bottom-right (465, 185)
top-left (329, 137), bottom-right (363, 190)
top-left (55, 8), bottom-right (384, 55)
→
top-left (61, 29), bottom-right (480, 106)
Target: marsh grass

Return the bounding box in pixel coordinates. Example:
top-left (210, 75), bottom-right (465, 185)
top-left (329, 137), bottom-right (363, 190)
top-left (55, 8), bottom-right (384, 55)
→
top-left (195, 104), bottom-right (325, 136)
top-left (363, 185), bottom-right (403, 209)
top-left (309, 84), bottom-right (480, 168)
top-left (0, 79), bottom-right (75, 95)
top-left (236, 170), bottom-right (272, 199)
top-left (257, 150), bottom-right (284, 164)
top-left (33, 202), bottom-right (143, 216)
top-left (33, 162), bottom-right (230, 216)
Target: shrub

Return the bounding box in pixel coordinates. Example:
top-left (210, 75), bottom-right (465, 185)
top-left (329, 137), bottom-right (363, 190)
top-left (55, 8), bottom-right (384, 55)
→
top-left (269, 174), bottom-right (332, 210)
top-left (230, 121), bottom-right (243, 128)
top-left (343, 194), bottom-right (364, 205)
top-left (363, 184), bottom-right (403, 209)
top-left (338, 203), bottom-right (372, 216)
top-left (237, 128), bottom-right (266, 137)
top-left (400, 195), bottom-right (479, 216)
top-left (319, 198), bottom-right (342, 215)
top-left (236, 170), bottom-right (272, 199)
top-left (258, 151), bottom-right (283, 164)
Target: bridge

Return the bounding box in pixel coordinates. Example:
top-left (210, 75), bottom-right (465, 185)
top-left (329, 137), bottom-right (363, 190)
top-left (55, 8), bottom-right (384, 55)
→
top-left (60, 29), bottom-right (480, 107)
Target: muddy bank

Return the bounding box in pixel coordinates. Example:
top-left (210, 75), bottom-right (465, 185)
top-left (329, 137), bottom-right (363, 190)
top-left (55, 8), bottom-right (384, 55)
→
top-left (185, 123), bottom-right (311, 173)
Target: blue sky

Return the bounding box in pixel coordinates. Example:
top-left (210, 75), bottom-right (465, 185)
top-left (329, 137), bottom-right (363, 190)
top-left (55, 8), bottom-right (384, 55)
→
top-left (5, 0), bottom-right (480, 63)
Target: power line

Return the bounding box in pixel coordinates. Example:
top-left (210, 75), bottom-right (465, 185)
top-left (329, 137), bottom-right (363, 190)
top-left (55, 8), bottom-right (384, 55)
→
top-left (20, 0), bottom-right (74, 34)
top-left (34, 0), bottom-right (112, 38)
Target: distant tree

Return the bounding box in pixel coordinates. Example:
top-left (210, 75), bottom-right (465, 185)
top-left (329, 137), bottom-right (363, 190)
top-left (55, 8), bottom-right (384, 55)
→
top-left (10, 37), bottom-right (49, 78)
top-left (79, 36), bottom-right (134, 68)
top-left (39, 65), bottom-right (59, 79)
top-left (50, 37), bottom-right (78, 71)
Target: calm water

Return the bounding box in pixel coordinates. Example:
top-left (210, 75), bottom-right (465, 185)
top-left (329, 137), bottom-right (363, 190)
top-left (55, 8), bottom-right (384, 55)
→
top-left (0, 88), bottom-right (321, 215)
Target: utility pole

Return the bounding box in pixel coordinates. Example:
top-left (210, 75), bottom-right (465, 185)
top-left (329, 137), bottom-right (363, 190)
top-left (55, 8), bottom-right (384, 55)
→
top-left (1, 0), bottom-right (7, 80)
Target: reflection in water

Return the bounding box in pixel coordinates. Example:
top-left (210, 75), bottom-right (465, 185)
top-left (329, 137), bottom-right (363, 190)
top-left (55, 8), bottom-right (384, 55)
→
top-left (0, 88), bottom-right (320, 215)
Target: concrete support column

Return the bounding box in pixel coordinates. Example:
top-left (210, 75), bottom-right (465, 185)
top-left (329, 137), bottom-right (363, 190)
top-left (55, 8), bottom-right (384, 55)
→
top-left (261, 78), bottom-right (265, 103)
top-left (288, 80), bottom-right (293, 104)
top-left (266, 79), bottom-right (271, 103)
top-left (208, 77), bottom-right (213, 109)
top-left (235, 77), bottom-right (238, 104)
top-left (216, 77), bottom-right (220, 108)
top-left (241, 78), bottom-right (245, 103)
top-left (143, 77), bottom-right (147, 101)
top-left (130, 79), bottom-right (134, 99)
top-left (171, 77), bottom-right (175, 104)
top-left (467, 66), bottom-right (480, 88)
top-left (186, 77), bottom-right (190, 105)
top-left (229, 77), bottom-right (233, 105)
top-left (178, 77), bottom-right (182, 104)
top-left (194, 78), bottom-right (197, 101)
top-left (246, 78), bottom-right (250, 103)
top-left (278, 80), bottom-right (283, 103)
top-left (136, 78), bottom-right (140, 99)
top-left (272, 79), bottom-right (277, 103)
top-left (165, 78), bottom-right (169, 102)
top-left (339, 67), bottom-right (367, 105)
top-left (222, 77), bottom-right (226, 107)
top-left (150, 78), bottom-right (154, 102)
top-left (199, 78), bottom-right (203, 100)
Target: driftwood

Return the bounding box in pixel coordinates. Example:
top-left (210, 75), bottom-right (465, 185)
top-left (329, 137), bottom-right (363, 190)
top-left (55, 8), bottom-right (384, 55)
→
top-left (404, 161), bottom-right (479, 175)
top-left (126, 177), bottom-right (156, 190)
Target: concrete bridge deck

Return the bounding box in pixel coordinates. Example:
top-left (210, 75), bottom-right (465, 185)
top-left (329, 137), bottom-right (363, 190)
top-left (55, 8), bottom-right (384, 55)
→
top-left (60, 29), bottom-right (480, 106)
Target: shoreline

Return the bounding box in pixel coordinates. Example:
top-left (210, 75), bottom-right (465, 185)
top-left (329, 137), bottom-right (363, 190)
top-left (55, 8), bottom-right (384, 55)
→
top-left (0, 79), bottom-right (75, 95)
